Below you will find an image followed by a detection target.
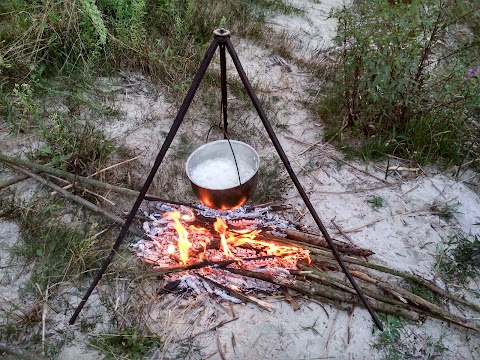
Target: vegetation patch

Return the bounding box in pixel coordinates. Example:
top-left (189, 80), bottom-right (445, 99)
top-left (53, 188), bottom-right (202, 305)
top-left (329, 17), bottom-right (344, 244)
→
top-left (372, 314), bottom-right (449, 359)
top-left (90, 327), bottom-right (163, 359)
top-left (1, 196), bottom-right (110, 292)
top-left (435, 234), bottom-right (480, 284)
top-left (315, 0), bottom-right (479, 167)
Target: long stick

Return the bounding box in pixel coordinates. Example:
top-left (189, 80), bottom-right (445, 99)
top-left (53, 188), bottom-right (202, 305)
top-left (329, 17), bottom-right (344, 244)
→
top-left (269, 234), bottom-right (480, 315)
top-left (229, 268), bottom-right (479, 332)
top-left (309, 253), bottom-right (480, 314)
top-left (3, 162), bottom-right (146, 237)
top-left (282, 229), bottom-right (373, 257)
top-left (0, 153), bottom-right (195, 207)
top-left (226, 268), bottom-right (419, 323)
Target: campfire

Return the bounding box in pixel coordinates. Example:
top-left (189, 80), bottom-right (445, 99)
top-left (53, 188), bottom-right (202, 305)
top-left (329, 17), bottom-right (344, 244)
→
top-left (132, 204), bottom-right (310, 294)
top-left (132, 204), bottom-right (311, 301)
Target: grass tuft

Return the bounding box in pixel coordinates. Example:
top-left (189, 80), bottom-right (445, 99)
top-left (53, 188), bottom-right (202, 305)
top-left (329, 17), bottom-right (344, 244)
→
top-left (435, 234), bottom-right (480, 284)
top-left (90, 327), bottom-right (162, 359)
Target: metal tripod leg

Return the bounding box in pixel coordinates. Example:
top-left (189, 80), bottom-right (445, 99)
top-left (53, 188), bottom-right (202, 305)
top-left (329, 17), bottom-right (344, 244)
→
top-left (224, 37), bottom-right (383, 331)
top-left (69, 38), bottom-right (220, 325)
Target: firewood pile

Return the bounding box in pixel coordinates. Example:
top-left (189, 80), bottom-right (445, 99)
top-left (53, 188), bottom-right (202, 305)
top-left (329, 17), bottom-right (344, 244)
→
top-left (132, 202), bottom-right (480, 333)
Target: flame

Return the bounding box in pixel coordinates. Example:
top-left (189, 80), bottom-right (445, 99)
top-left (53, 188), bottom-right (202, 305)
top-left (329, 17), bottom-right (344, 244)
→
top-left (163, 211), bottom-right (192, 264)
top-left (162, 210), bottom-right (310, 265)
top-left (214, 218), bottom-right (235, 258)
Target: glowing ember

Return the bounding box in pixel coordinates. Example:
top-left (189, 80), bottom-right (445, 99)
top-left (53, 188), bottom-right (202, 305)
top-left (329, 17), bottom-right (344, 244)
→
top-left (167, 243), bottom-right (175, 254)
top-left (163, 211), bottom-right (192, 264)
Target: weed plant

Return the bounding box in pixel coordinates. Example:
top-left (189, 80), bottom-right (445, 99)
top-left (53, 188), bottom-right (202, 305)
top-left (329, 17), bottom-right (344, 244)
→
top-left (435, 234), bottom-right (480, 284)
top-left (317, 0), bottom-right (480, 167)
top-left (33, 113), bottom-right (117, 175)
top-left (372, 314), bottom-right (449, 359)
top-left (367, 195), bottom-right (385, 211)
top-left (0, 0), bottom-right (297, 101)
top-left (90, 327), bottom-right (162, 359)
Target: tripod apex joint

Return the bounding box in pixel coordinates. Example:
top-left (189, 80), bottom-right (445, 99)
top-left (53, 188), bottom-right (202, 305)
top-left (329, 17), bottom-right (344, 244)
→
top-left (214, 28), bottom-right (231, 37)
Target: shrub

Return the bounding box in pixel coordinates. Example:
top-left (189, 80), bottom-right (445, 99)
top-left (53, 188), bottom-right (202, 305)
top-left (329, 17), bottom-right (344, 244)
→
top-left (318, 0), bottom-right (479, 166)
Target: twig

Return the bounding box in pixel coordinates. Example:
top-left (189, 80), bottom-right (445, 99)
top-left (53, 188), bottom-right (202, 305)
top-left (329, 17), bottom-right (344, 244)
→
top-left (0, 174), bottom-right (30, 190)
top-left (46, 174), bottom-right (115, 205)
top-left (340, 198), bottom-right (456, 233)
top-left (330, 155), bottom-right (392, 184)
top-left (347, 305), bottom-right (355, 344)
top-left (323, 309), bottom-right (339, 357)
top-left (60, 155), bottom-right (141, 191)
top-left (315, 182), bottom-right (401, 195)
top-left (180, 317), bottom-right (238, 342)
top-left (0, 161), bottom-right (55, 190)
top-left (216, 331), bottom-right (227, 360)
top-left (41, 286), bottom-right (48, 356)
top-left (330, 220), bottom-right (355, 246)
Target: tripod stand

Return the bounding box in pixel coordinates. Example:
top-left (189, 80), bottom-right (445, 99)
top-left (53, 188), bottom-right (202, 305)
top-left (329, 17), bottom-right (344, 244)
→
top-left (70, 29), bottom-right (383, 331)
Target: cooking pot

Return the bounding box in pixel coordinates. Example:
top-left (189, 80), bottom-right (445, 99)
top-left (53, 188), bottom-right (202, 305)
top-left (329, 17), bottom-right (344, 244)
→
top-left (185, 140), bottom-right (259, 210)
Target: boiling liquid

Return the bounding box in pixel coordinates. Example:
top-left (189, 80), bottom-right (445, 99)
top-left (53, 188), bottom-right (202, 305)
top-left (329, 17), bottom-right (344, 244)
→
top-left (190, 157), bottom-right (255, 189)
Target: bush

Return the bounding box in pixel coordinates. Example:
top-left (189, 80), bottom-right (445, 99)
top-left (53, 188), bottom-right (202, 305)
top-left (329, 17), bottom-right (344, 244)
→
top-left (318, 0), bottom-right (479, 166)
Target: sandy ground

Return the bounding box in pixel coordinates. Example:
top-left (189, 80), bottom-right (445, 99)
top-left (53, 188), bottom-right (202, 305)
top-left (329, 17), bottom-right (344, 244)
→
top-left (1, 0), bottom-right (480, 359)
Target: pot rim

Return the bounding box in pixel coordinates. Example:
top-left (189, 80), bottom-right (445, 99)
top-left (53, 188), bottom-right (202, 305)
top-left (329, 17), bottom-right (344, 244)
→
top-left (185, 139), bottom-right (260, 190)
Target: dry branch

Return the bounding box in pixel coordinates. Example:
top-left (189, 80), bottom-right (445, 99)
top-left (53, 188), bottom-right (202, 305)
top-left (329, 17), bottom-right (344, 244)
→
top-left (226, 267), bottom-right (421, 323)
top-left (309, 253), bottom-right (480, 314)
top-left (2, 162), bottom-right (145, 238)
top-left (282, 229), bottom-right (373, 257)
top-left (230, 268), bottom-right (480, 332)
top-left (0, 153), bottom-right (195, 208)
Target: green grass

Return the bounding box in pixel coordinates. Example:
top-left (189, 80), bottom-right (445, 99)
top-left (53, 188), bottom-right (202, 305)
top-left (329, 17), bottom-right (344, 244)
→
top-left (372, 314), bottom-right (449, 359)
top-left (405, 280), bottom-right (440, 305)
top-left (435, 234), bottom-right (480, 285)
top-left (430, 201), bottom-right (461, 221)
top-left (367, 196), bottom-right (385, 211)
top-left (32, 113), bottom-right (117, 176)
top-left (1, 196), bottom-right (110, 291)
top-left (251, 154), bottom-right (289, 204)
top-left (90, 328), bottom-right (163, 359)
